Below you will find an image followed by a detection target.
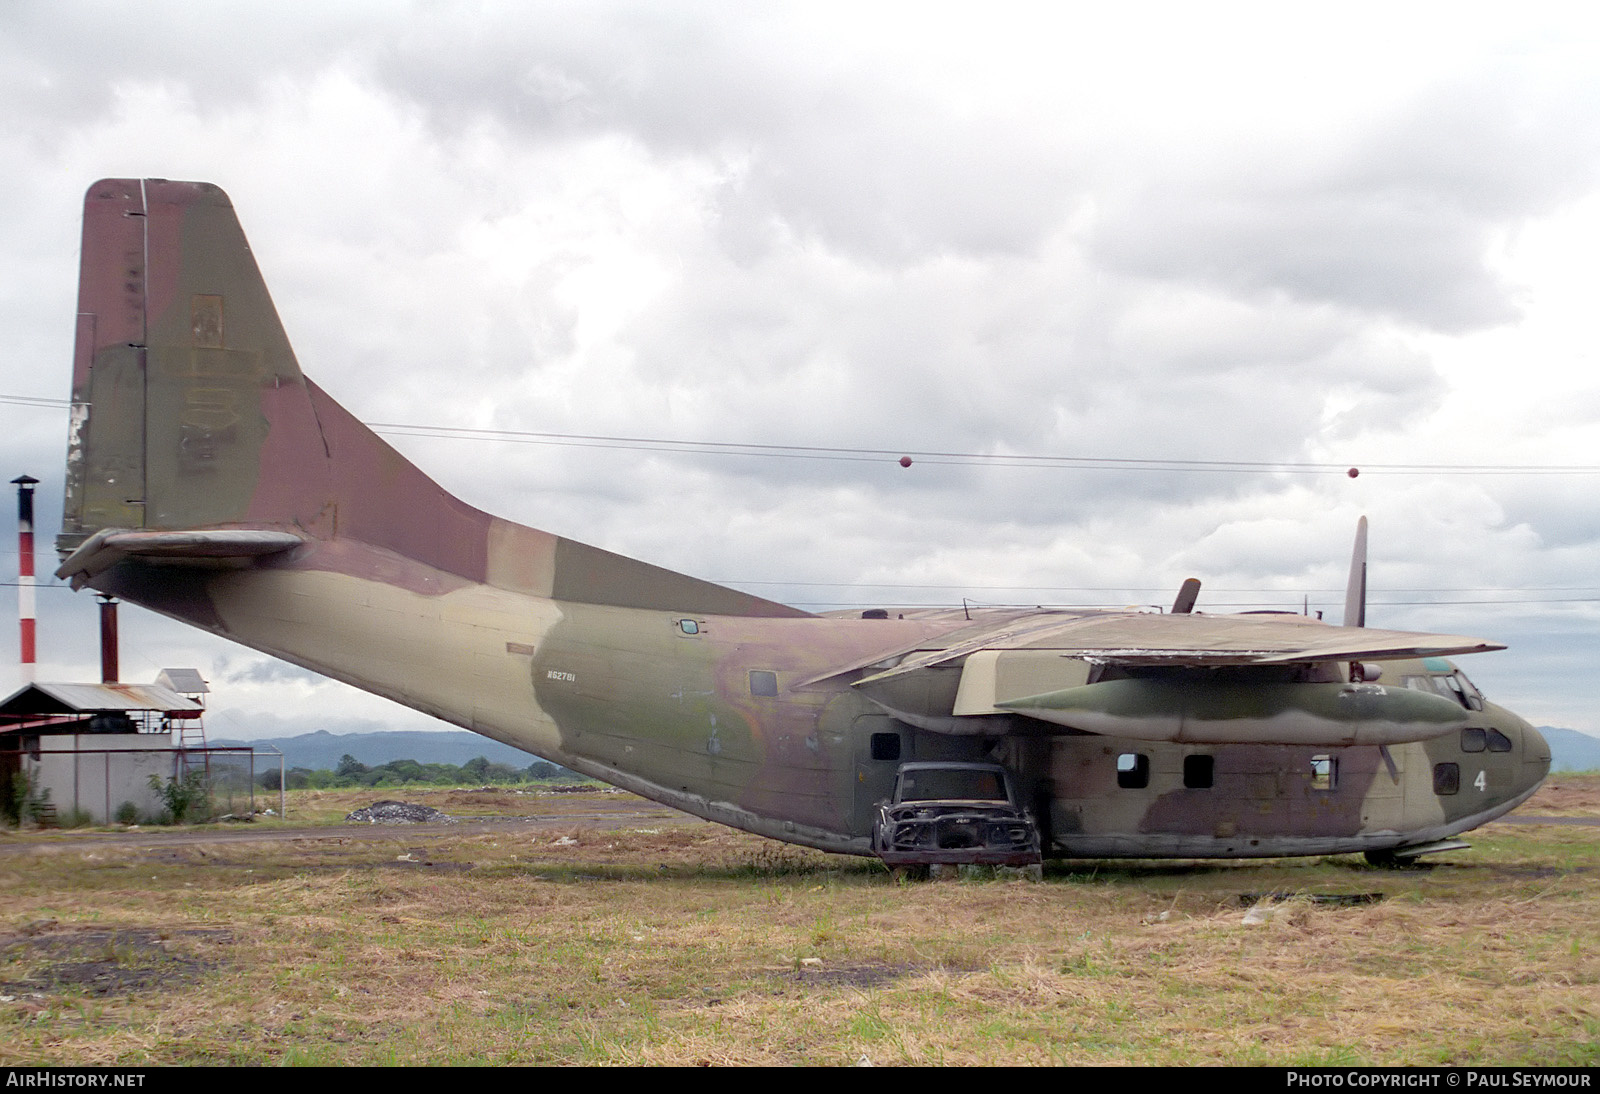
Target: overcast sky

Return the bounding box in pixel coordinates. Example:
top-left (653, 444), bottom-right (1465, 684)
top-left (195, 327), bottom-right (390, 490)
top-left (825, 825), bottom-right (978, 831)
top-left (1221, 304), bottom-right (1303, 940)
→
top-left (4, 2), bottom-right (1600, 740)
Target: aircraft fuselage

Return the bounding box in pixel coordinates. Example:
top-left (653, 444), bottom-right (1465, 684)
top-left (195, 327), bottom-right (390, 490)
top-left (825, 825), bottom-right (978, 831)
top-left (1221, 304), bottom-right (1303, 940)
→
top-left (58, 179), bottom-right (1549, 866)
top-left (91, 551), bottom-right (1549, 860)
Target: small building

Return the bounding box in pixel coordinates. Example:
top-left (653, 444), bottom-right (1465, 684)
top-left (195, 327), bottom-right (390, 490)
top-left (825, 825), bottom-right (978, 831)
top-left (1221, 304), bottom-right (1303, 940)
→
top-left (0, 676), bottom-right (208, 825)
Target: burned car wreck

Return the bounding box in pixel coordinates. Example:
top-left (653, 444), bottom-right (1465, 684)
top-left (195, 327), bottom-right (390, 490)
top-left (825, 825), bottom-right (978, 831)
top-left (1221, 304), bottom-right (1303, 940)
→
top-left (872, 762), bottom-right (1042, 867)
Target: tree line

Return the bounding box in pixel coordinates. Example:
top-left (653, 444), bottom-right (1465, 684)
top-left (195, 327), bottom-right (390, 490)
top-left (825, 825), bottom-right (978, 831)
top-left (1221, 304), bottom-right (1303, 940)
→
top-left (259, 754), bottom-right (581, 790)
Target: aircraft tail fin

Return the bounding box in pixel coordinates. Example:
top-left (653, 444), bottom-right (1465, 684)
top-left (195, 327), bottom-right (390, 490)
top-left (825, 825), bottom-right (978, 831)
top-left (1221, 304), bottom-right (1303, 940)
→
top-left (60, 179), bottom-right (489, 580)
top-left (59, 179), bottom-right (806, 617)
top-left (64, 179), bottom-right (302, 541)
top-left (1343, 516), bottom-right (1368, 628)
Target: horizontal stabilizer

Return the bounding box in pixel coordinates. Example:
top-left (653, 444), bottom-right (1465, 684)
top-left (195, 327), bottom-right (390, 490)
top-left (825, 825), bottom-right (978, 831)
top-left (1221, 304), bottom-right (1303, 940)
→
top-left (56, 528), bottom-right (304, 587)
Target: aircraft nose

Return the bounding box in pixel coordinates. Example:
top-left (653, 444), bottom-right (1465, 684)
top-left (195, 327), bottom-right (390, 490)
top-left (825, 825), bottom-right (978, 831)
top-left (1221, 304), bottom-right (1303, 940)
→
top-left (1521, 722), bottom-right (1552, 787)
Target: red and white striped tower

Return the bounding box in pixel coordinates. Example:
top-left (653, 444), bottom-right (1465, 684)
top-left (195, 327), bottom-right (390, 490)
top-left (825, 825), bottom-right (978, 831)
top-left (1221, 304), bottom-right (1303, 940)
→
top-left (12, 475), bottom-right (39, 682)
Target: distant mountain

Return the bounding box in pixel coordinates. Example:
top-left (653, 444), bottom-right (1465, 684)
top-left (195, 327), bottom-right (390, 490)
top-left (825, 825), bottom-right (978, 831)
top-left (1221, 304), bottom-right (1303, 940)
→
top-left (208, 729), bottom-right (556, 773)
top-left (1544, 727), bottom-right (1600, 772)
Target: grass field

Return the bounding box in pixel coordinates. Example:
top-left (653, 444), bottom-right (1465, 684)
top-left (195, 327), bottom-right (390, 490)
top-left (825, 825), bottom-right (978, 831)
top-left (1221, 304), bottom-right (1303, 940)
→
top-left (2, 778), bottom-right (1597, 1065)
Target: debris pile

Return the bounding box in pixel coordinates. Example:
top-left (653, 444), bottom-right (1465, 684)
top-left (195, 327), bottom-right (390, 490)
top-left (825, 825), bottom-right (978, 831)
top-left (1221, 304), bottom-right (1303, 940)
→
top-left (345, 801), bottom-right (455, 825)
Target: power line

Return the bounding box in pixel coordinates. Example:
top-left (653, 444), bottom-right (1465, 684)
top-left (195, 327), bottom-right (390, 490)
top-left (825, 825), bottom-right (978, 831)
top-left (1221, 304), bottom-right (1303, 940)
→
top-left (367, 422), bottom-right (1600, 475)
top-left (0, 394), bottom-right (71, 409)
top-left (716, 579), bottom-right (1600, 593)
top-left (872, 598), bottom-right (1600, 607)
top-left (7, 392), bottom-right (1599, 475)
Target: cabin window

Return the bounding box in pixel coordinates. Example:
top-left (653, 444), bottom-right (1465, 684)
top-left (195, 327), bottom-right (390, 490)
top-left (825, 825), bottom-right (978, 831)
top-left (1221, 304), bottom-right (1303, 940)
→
top-left (677, 618), bottom-right (700, 635)
top-left (1488, 728), bottom-right (1513, 752)
top-left (1116, 753), bottom-right (1150, 789)
top-left (1434, 763), bottom-right (1460, 796)
top-left (1183, 755), bottom-right (1214, 789)
top-left (1310, 755), bottom-right (1336, 791)
top-left (870, 732), bottom-right (901, 761)
top-left (749, 670), bottom-right (779, 697)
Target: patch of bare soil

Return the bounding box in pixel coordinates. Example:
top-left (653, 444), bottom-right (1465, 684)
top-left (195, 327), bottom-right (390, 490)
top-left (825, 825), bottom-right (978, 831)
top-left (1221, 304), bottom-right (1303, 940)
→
top-left (776, 962), bottom-right (923, 990)
top-left (1527, 774), bottom-right (1600, 816)
top-left (0, 927), bottom-right (232, 999)
top-left (439, 789), bottom-right (534, 811)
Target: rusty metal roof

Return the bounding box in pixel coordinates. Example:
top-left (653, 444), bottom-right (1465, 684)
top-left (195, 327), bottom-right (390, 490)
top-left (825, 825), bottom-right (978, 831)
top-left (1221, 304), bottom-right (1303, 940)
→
top-left (0, 682), bottom-right (204, 717)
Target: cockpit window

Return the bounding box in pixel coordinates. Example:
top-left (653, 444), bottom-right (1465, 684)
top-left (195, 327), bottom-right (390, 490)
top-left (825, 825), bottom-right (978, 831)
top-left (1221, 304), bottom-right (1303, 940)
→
top-left (1412, 671), bottom-right (1485, 711)
top-left (1460, 725), bottom-right (1511, 754)
top-left (1440, 671), bottom-right (1484, 713)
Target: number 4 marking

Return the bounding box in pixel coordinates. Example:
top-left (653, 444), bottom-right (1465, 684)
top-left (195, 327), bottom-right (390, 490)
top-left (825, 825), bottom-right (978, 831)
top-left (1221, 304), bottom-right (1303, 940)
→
top-left (1474, 770), bottom-right (1487, 792)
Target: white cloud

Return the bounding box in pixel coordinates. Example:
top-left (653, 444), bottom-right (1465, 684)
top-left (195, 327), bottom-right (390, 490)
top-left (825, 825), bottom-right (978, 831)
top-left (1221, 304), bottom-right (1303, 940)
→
top-left (3, 3), bottom-right (1600, 734)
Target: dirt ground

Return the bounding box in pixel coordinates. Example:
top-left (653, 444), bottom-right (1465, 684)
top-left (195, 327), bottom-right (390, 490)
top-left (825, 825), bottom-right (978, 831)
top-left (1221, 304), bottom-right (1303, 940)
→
top-left (2, 777), bottom-right (1596, 1065)
top-left (1520, 774), bottom-right (1600, 816)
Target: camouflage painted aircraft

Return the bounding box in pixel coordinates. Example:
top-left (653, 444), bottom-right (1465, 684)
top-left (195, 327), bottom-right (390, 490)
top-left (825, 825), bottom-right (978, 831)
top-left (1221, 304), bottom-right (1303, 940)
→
top-left (56, 179), bottom-right (1549, 866)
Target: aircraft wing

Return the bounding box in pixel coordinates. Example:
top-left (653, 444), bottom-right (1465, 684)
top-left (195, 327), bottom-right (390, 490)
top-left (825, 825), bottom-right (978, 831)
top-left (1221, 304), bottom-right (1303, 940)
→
top-left (837, 610), bottom-right (1503, 746)
top-left (853, 611), bottom-right (1502, 688)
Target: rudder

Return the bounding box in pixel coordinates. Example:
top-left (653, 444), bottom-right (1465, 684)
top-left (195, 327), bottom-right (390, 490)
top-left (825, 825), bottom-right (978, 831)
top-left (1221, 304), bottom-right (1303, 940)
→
top-left (63, 179), bottom-right (330, 545)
